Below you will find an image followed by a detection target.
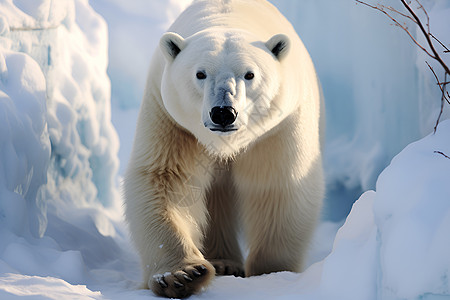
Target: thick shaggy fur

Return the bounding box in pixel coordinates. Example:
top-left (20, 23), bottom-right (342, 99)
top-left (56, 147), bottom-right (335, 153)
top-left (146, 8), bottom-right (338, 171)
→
top-left (124, 0), bottom-right (325, 298)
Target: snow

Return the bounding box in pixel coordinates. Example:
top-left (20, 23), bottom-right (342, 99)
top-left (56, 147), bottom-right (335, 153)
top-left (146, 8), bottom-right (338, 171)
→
top-left (374, 124), bottom-right (450, 299)
top-left (0, 0), bottom-right (449, 299)
top-left (0, 274), bottom-right (101, 299)
top-left (0, 50), bottom-right (50, 238)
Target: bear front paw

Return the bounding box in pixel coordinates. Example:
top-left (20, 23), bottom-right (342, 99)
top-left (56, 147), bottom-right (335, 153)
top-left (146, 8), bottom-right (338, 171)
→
top-left (210, 259), bottom-right (245, 277)
top-left (151, 262), bottom-right (215, 298)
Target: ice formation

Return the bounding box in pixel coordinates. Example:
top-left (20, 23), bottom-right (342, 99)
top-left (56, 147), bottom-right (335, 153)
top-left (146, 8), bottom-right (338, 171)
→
top-left (0, 0), bottom-right (121, 282)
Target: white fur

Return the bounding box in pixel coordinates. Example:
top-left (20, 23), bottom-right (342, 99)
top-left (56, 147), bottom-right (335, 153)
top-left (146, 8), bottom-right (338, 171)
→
top-left (124, 0), bottom-right (324, 297)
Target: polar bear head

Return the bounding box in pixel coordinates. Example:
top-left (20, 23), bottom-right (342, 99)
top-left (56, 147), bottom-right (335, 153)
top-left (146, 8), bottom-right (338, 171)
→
top-left (159, 29), bottom-right (291, 158)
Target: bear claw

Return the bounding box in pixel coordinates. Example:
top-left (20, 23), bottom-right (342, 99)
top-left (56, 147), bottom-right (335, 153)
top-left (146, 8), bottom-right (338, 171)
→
top-left (155, 276), bottom-right (168, 288)
top-left (197, 265), bottom-right (207, 271)
top-left (173, 280), bottom-right (184, 288)
top-left (182, 274), bottom-right (193, 282)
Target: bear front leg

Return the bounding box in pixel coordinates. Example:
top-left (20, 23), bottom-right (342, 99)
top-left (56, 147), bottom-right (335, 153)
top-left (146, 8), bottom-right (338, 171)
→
top-left (233, 126), bottom-right (324, 277)
top-left (124, 164), bottom-right (216, 298)
top-left (203, 165), bottom-right (244, 277)
top-left (239, 182), bottom-right (321, 276)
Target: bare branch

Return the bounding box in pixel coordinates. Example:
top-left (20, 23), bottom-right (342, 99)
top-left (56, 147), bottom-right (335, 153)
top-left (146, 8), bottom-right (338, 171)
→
top-left (400, 0), bottom-right (450, 75)
top-left (430, 33), bottom-right (450, 53)
top-left (355, 0), bottom-right (436, 59)
top-left (426, 62), bottom-right (449, 132)
top-left (444, 73), bottom-right (449, 106)
top-left (357, 0), bottom-right (450, 130)
top-left (434, 151), bottom-right (450, 160)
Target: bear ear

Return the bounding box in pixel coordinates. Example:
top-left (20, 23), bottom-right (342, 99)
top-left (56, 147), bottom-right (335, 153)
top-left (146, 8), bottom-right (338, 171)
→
top-left (265, 34), bottom-right (290, 61)
top-left (160, 32), bottom-right (186, 62)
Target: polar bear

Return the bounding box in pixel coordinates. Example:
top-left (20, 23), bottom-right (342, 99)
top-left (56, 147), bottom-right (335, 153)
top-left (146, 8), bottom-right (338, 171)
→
top-left (124, 0), bottom-right (324, 298)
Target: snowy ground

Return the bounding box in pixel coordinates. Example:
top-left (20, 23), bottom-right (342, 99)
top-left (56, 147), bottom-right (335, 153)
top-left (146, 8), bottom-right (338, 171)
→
top-left (1, 0), bottom-right (450, 299)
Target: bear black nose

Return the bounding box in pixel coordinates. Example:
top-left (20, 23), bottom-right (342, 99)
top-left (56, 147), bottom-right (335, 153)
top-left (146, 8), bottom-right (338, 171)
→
top-left (209, 106), bottom-right (238, 127)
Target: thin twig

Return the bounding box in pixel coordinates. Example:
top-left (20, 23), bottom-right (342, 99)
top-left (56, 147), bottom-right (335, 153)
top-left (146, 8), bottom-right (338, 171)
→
top-left (414, 0), bottom-right (430, 32)
top-left (426, 62), bottom-right (450, 106)
top-left (426, 62), bottom-right (449, 132)
top-left (434, 151), bottom-right (450, 160)
top-left (385, 5), bottom-right (417, 24)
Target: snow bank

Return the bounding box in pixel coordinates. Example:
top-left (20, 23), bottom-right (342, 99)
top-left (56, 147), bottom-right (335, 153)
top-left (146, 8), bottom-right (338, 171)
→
top-left (319, 119), bottom-right (450, 300)
top-left (374, 122), bottom-right (450, 299)
top-left (0, 274), bottom-right (101, 300)
top-left (0, 0), bottom-right (119, 216)
top-left (0, 50), bottom-right (50, 238)
top-left (0, 0), bottom-right (123, 287)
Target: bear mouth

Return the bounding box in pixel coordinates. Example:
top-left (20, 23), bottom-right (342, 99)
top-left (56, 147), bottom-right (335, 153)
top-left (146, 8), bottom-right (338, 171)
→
top-left (209, 127), bottom-right (238, 132)
top-left (204, 123), bottom-right (239, 134)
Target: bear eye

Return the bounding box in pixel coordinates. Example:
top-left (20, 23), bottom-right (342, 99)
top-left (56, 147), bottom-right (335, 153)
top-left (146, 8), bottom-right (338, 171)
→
top-left (244, 72), bottom-right (254, 80)
top-left (196, 71), bottom-right (207, 80)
